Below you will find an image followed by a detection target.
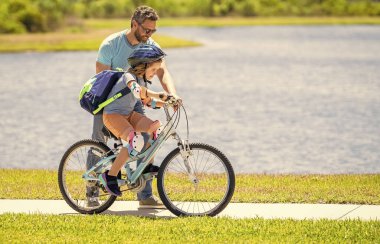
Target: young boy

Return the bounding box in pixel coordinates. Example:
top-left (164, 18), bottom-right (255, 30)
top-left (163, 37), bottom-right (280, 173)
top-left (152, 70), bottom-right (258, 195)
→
top-left (99, 44), bottom-right (171, 196)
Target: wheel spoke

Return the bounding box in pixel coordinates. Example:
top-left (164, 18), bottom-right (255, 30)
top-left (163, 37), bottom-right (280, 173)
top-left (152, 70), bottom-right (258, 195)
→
top-left (200, 153), bottom-right (213, 175)
top-left (158, 144), bottom-right (235, 216)
top-left (58, 140), bottom-right (116, 214)
top-left (174, 157), bottom-right (188, 173)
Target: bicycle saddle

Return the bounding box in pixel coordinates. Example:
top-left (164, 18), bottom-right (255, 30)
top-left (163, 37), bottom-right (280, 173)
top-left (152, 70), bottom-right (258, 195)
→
top-left (102, 126), bottom-right (118, 140)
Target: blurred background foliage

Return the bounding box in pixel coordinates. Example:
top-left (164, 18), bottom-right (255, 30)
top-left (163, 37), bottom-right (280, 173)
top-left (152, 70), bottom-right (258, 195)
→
top-left (1, 0), bottom-right (380, 33)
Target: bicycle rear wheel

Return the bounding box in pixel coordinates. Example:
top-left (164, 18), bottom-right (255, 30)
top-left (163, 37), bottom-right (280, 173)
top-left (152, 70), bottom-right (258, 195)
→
top-left (157, 143), bottom-right (235, 216)
top-left (58, 139), bottom-right (116, 214)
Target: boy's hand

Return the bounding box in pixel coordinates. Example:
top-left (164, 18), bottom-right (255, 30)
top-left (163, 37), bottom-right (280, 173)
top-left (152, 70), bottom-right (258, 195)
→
top-left (158, 93), bottom-right (182, 111)
top-left (159, 93), bottom-right (173, 102)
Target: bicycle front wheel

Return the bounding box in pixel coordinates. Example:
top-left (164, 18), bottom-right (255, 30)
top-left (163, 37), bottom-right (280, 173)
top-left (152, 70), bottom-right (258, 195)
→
top-left (157, 143), bottom-right (235, 216)
top-left (58, 139), bottom-right (116, 214)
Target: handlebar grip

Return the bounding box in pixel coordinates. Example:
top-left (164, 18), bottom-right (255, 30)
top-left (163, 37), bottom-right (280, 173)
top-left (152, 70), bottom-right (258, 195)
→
top-left (163, 94), bottom-right (176, 105)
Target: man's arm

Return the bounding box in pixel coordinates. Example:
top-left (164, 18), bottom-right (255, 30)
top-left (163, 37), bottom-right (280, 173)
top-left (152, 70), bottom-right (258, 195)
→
top-left (96, 61), bottom-right (111, 73)
top-left (156, 60), bottom-right (177, 95)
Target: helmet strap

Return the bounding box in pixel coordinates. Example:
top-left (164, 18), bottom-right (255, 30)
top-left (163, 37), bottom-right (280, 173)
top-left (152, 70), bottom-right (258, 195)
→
top-left (142, 74), bottom-right (151, 85)
top-left (143, 73), bottom-right (147, 84)
top-left (143, 63), bottom-right (152, 84)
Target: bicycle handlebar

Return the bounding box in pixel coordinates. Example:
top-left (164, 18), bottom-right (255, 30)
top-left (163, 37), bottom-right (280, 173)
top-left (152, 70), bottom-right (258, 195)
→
top-left (167, 97), bottom-right (179, 106)
top-left (162, 96), bottom-right (189, 141)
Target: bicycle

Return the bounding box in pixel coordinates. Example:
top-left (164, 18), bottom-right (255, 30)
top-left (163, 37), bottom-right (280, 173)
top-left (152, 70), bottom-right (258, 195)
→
top-left (58, 100), bottom-right (235, 216)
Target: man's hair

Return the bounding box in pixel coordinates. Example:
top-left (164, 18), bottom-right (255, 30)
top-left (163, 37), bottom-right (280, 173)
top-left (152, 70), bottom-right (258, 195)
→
top-left (131, 6), bottom-right (159, 27)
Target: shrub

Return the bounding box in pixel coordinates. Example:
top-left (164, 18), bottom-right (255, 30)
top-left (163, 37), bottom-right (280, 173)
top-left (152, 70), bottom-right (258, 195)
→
top-left (7, 0), bottom-right (27, 14)
top-left (2, 0), bottom-right (380, 33)
top-left (369, 2), bottom-right (380, 15)
top-left (36, 0), bottom-right (65, 30)
top-left (16, 8), bottom-right (46, 32)
top-left (0, 20), bottom-right (26, 33)
top-left (86, 0), bottom-right (134, 18)
top-left (321, 0), bottom-right (347, 16)
top-left (347, 2), bottom-right (370, 16)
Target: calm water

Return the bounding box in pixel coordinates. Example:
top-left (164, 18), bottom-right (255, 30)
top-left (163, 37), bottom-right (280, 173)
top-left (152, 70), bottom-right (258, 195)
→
top-left (0, 26), bottom-right (379, 174)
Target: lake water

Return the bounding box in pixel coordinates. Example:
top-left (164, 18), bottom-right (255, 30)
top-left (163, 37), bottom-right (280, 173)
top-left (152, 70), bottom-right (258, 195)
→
top-left (0, 26), bottom-right (379, 174)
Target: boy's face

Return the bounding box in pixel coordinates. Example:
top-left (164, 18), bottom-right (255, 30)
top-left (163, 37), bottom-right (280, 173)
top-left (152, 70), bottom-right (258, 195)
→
top-left (146, 62), bottom-right (161, 80)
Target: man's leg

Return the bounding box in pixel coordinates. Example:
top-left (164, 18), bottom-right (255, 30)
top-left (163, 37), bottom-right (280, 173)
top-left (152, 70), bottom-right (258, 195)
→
top-left (92, 113), bottom-right (107, 143)
top-left (136, 132), bottom-right (153, 201)
top-left (86, 114), bottom-right (107, 206)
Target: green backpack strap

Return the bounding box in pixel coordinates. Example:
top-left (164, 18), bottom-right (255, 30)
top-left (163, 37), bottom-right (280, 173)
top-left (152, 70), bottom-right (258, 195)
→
top-left (92, 71), bottom-right (138, 114)
top-left (78, 77), bottom-right (96, 101)
top-left (92, 86), bottom-right (131, 114)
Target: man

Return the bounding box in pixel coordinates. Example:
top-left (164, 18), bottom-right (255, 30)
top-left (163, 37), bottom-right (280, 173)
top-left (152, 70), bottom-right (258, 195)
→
top-left (87, 6), bottom-right (180, 208)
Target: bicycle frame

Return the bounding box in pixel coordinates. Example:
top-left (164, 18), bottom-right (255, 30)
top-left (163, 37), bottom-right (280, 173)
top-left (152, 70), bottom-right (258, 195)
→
top-left (82, 104), bottom-right (190, 186)
top-left (60, 100), bottom-right (235, 216)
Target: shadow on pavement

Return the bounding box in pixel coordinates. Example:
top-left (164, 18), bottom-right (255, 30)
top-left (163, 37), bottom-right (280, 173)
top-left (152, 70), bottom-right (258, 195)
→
top-left (103, 208), bottom-right (174, 219)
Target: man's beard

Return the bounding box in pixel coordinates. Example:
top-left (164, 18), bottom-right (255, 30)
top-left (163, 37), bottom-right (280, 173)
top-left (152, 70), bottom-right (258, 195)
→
top-left (134, 30), bottom-right (148, 43)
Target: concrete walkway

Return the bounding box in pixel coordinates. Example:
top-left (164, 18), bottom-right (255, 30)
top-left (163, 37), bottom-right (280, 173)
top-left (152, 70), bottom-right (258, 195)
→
top-left (1, 200), bottom-right (379, 220)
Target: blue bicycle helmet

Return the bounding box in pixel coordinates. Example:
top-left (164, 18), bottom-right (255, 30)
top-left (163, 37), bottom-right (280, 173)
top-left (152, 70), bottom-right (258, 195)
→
top-left (128, 44), bottom-right (166, 68)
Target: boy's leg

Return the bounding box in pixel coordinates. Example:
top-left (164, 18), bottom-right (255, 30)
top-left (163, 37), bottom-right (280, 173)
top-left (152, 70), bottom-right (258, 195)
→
top-left (129, 112), bottom-right (164, 208)
top-left (103, 113), bottom-right (142, 176)
top-left (100, 113), bottom-right (145, 196)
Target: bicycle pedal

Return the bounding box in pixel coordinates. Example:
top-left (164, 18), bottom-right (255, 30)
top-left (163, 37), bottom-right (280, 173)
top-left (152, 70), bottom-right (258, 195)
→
top-left (150, 165), bottom-right (160, 173)
top-left (99, 184), bottom-right (107, 193)
top-left (143, 165), bottom-right (160, 174)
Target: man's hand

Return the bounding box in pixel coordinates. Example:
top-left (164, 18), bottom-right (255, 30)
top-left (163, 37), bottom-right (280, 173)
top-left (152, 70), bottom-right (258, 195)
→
top-left (159, 93), bottom-right (182, 111)
top-left (172, 94), bottom-right (182, 111)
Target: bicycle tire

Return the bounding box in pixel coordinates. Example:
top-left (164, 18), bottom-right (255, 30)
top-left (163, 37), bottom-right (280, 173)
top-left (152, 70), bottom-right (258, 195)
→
top-left (58, 139), bottom-right (117, 214)
top-left (157, 143), bottom-right (235, 217)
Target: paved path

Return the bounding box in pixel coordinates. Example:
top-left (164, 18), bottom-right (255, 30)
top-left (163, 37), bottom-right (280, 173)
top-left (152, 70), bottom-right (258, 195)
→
top-left (1, 200), bottom-right (379, 220)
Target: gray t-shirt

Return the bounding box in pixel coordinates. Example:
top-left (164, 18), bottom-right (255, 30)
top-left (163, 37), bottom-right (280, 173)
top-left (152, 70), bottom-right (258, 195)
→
top-left (103, 73), bottom-right (147, 115)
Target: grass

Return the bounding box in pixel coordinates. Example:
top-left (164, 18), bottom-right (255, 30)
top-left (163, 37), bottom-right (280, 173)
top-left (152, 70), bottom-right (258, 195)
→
top-left (1, 16), bottom-right (380, 52)
top-left (0, 30), bottom-right (200, 53)
top-left (1, 169), bottom-right (379, 204)
top-left (1, 169), bottom-right (379, 242)
top-left (86, 16), bottom-right (380, 29)
top-left (0, 214), bottom-right (379, 243)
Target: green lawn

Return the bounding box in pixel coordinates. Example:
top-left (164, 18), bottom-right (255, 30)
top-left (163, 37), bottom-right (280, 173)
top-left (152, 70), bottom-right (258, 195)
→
top-left (1, 169), bottom-right (379, 204)
top-left (86, 16), bottom-right (380, 29)
top-left (1, 169), bottom-right (379, 242)
top-left (0, 214), bottom-right (379, 243)
top-left (0, 31), bottom-right (200, 53)
top-left (1, 17), bottom-right (380, 52)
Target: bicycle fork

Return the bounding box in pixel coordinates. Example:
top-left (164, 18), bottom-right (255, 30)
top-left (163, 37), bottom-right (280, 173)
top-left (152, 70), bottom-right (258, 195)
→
top-left (177, 136), bottom-right (198, 186)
